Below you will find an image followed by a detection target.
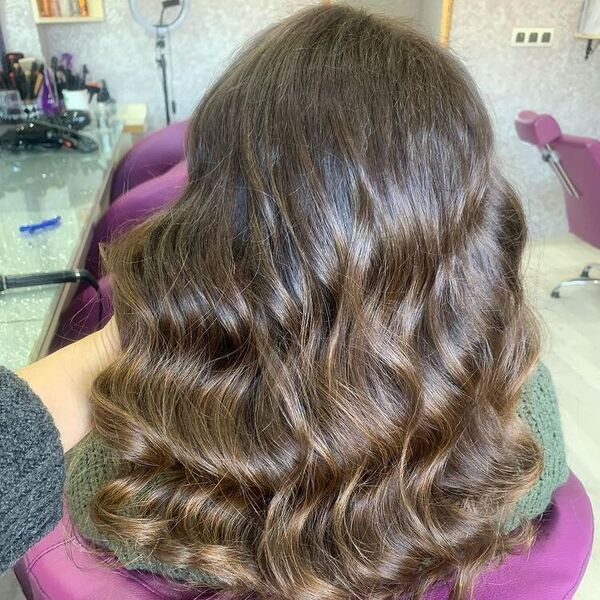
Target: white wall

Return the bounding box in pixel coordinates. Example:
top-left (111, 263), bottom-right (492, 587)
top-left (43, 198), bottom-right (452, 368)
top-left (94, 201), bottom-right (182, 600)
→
top-left (342, 0), bottom-right (422, 21)
top-left (341, 0), bottom-right (442, 39)
top-left (450, 0), bottom-right (597, 237)
top-left (420, 0), bottom-right (443, 40)
top-left (0, 0), bottom-right (43, 56)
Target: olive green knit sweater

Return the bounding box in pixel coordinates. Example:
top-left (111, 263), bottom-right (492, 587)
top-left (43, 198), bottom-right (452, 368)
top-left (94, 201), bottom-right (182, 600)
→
top-left (66, 363), bottom-right (568, 583)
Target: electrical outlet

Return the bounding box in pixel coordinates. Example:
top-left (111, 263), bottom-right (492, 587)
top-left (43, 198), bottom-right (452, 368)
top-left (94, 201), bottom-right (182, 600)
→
top-left (512, 28), bottom-right (554, 46)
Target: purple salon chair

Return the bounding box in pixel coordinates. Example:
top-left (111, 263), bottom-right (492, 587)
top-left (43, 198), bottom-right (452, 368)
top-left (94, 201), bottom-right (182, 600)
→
top-left (87, 160), bottom-right (188, 279)
top-left (110, 120), bottom-right (188, 202)
top-left (515, 111), bottom-right (600, 297)
top-left (52, 161), bottom-right (187, 349)
top-left (14, 472), bottom-right (593, 600)
top-left (51, 274), bottom-right (113, 351)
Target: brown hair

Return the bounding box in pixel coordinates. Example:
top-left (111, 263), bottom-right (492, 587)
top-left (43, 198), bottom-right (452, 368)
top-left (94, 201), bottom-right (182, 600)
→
top-left (91, 5), bottom-right (542, 599)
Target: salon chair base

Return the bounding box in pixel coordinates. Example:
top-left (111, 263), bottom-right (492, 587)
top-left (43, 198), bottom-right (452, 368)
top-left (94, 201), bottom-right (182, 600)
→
top-left (552, 263), bottom-right (600, 298)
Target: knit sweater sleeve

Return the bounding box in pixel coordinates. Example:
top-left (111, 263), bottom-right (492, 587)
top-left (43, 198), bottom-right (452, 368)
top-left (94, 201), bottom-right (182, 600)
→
top-left (509, 363), bottom-right (569, 529)
top-left (0, 366), bottom-right (65, 572)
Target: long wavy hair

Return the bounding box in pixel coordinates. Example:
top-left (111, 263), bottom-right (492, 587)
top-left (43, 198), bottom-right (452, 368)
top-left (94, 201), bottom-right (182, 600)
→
top-left (90, 5), bottom-right (542, 599)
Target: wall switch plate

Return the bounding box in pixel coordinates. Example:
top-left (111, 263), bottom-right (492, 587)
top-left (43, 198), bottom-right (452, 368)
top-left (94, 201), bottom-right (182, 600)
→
top-left (512, 28), bottom-right (554, 46)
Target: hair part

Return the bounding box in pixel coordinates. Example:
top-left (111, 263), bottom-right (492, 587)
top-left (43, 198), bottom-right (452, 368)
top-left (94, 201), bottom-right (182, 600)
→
top-left (91, 5), bottom-right (542, 599)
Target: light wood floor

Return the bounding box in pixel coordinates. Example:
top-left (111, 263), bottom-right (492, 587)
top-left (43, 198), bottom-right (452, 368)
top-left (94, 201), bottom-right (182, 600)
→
top-left (1, 234), bottom-right (598, 599)
top-left (525, 234), bottom-right (600, 599)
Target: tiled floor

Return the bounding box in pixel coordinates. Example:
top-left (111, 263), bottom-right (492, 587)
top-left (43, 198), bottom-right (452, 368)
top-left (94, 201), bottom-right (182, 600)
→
top-left (1, 234), bottom-right (598, 600)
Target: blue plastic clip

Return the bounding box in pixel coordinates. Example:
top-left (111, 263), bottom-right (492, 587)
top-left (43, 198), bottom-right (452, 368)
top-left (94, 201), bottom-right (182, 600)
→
top-left (19, 216), bottom-right (62, 234)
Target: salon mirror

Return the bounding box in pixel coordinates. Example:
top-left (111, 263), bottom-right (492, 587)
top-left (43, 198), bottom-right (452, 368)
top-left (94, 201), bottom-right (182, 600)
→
top-left (333, 0), bottom-right (453, 46)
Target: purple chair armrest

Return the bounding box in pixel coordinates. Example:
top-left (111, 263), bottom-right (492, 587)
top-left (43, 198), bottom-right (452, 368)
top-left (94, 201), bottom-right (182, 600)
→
top-left (51, 275), bottom-right (113, 351)
top-left (86, 160), bottom-right (188, 279)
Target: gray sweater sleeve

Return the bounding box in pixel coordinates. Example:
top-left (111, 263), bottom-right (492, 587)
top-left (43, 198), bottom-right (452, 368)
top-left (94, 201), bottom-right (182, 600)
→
top-left (0, 366), bottom-right (65, 572)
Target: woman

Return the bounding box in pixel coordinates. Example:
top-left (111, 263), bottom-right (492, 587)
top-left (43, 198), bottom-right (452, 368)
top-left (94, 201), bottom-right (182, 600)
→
top-left (4, 5), bottom-right (568, 600)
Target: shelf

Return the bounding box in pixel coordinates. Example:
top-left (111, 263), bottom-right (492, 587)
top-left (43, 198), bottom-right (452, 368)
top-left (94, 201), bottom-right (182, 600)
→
top-left (31, 0), bottom-right (104, 24)
top-left (34, 15), bottom-right (104, 23)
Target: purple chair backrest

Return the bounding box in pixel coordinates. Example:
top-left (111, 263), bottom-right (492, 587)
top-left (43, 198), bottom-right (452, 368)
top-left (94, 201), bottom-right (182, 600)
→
top-left (110, 120), bottom-right (189, 202)
top-left (52, 161), bottom-right (187, 349)
top-left (14, 472), bottom-right (593, 600)
top-left (86, 160), bottom-right (188, 279)
top-left (515, 110), bottom-right (600, 249)
top-left (51, 274), bottom-right (113, 351)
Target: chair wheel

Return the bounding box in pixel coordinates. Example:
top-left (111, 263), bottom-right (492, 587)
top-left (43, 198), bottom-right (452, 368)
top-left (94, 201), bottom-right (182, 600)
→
top-left (551, 289), bottom-right (560, 298)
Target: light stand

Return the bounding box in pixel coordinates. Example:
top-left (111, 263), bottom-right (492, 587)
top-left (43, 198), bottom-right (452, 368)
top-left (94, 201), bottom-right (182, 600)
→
top-left (129, 0), bottom-right (188, 126)
top-left (156, 0), bottom-right (179, 125)
top-left (155, 31), bottom-right (170, 124)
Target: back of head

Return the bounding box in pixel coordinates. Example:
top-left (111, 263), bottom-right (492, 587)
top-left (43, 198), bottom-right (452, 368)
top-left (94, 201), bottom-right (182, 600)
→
top-left (92, 5), bottom-right (541, 599)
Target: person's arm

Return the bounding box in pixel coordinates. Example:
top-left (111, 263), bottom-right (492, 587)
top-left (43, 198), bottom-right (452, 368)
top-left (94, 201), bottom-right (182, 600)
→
top-left (16, 318), bottom-right (119, 452)
top-left (0, 320), bottom-right (118, 572)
